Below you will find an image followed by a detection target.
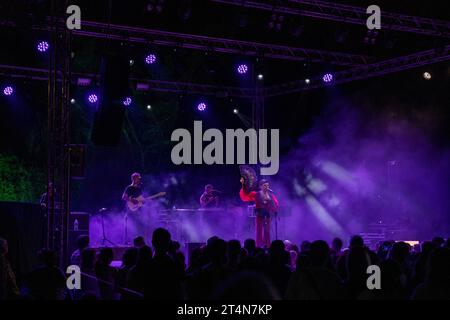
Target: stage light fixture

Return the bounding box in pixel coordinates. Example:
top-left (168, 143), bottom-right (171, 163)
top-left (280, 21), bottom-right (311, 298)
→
top-left (147, 105), bottom-right (152, 110)
top-left (129, 59), bottom-right (135, 66)
top-left (37, 41), bottom-right (49, 53)
top-left (257, 74), bottom-right (264, 80)
top-left (136, 82), bottom-right (150, 91)
top-left (3, 86), bottom-right (13, 96)
top-left (88, 94), bottom-right (98, 104)
top-left (70, 98), bottom-right (76, 104)
top-left (237, 64), bottom-right (248, 75)
top-left (197, 102), bottom-right (207, 111)
top-left (423, 72), bottom-right (432, 80)
top-left (77, 77), bottom-right (92, 86)
top-left (322, 73), bottom-right (333, 83)
top-left (145, 54), bottom-right (157, 64)
top-left (123, 97), bottom-right (132, 106)
top-left (305, 78), bottom-right (311, 84)
top-left (233, 109), bottom-right (238, 114)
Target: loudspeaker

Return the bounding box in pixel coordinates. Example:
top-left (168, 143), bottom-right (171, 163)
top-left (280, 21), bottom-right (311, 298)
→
top-left (69, 212), bottom-right (90, 231)
top-left (91, 54), bottom-right (130, 146)
top-left (68, 212), bottom-right (90, 257)
top-left (68, 144), bottom-right (86, 179)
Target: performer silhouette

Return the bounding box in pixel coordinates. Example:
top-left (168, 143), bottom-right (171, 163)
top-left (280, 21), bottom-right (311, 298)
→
top-left (239, 177), bottom-right (279, 248)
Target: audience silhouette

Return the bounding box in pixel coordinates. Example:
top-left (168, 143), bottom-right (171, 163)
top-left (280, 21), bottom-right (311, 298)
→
top-left (2, 230), bottom-right (450, 300)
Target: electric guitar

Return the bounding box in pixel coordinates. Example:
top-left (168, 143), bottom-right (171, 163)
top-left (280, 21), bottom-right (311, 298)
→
top-left (127, 192), bottom-right (166, 212)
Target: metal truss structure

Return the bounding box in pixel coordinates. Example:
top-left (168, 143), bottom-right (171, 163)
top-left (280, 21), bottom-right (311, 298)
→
top-left (3, 43), bottom-right (450, 99)
top-left (29, 19), bottom-right (372, 66)
top-left (0, 65), bottom-right (256, 98)
top-left (210, 0), bottom-right (450, 38)
top-left (46, 0), bottom-right (72, 266)
top-left (264, 44), bottom-right (450, 96)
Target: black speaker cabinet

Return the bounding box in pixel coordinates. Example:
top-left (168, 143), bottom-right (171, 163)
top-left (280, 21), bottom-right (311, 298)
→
top-left (69, 212), bottom-right (90, 231)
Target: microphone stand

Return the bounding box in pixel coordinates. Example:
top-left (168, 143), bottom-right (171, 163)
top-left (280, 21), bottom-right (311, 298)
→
top-left (99, 208), bottom-right (116, 246)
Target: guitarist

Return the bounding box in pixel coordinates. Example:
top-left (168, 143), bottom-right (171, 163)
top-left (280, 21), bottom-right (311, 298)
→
top-left (122, 172), bottom-right (143, 206)
top-left (122, 172), bottom-right (145, 241)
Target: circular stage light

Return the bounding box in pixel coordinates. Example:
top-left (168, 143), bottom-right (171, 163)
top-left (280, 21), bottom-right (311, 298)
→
top-left (305, 78), bottom-right (311, 84)
top-left (70, 98), bottom-right (76, 104)
top-left (322, 73), bottom-right (333, 83)
top-left (233, 109), bottom-right (239, 114)
top-left (257, 74), bottom-right (264, 80)
top-left (123, 97), bottom-right (132, 106)
top-left (37, 41), bottom-right (49, 53)
top-left (3, 86), bottom-right (13, 96)
top-left (423, 72), bottom-right (432, 80)
top-left (145, 54), bottom-right (157, 64)
top-left (237, 64), bottom-right (248, 74)
top-left (197, 102), bottom-right (207, 111)
top-left (147, 104), bottom-right (152, 110)
top-left (88, 94), bottom-right (98, 104)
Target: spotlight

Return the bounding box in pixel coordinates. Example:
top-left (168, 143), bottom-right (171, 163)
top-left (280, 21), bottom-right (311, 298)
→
top-left (145, 54), bottom-right (157, 64)
top-left (3, 86), bottom-right (13, 96)
top-left (257, 74), bottom-right (264, 80)
top-left (88, 94), bottom-right (98, 104)
top-left (305, 78), bottom-right (310, 84)
top-left (70, 98), bottom-right (76, 104)
top-left (237, 64), bottom-right (248, 75)
top-left (197, 102), bottom-right (207, 111)
top-left (423, 72), bottom-right (432, 80)
top-left (233, 109), bottom-right (238, 114)
top-left (77, 77), bottom-right (92, 86)
top-left (136, 82), bottom-right (150, 91)
top-left (129, 59), bottom-right (135, 66)
top-left (37, 41), bottom-right (49, 53)
top-left (123, 97), bottom-right (132, 106)
top-left (147, 104), bottom-right (152, 110)
top-left (322, 73), bottom-right (333, 83)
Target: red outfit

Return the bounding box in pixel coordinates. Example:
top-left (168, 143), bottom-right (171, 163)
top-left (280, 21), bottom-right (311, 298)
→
top-left (240, 188), bottom-right (279, 248)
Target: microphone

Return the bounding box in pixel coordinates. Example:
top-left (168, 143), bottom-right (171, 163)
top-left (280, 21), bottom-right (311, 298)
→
top-left (98, 207), bottom-right (108, 212)
top-left (268, 188), bottom-right (275, 193)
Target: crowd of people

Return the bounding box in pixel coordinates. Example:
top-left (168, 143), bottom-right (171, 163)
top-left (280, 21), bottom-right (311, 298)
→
top-left (1, 231), bottom-right (450, 300)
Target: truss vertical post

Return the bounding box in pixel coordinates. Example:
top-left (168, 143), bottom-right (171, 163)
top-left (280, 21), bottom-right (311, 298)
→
top-left (46, 0), bottom-right (72, 268)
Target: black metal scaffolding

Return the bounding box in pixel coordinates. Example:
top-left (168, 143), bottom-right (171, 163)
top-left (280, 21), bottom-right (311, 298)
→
top-left (46, 0), bottom-right (72, 267)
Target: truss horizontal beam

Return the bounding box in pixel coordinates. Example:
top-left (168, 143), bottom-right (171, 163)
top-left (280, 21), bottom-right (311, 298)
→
top-left (211, 0), bottom-right (450, 38)
top-left (264, 44), bottom-right (450, 96)
top-left (0, 64), bottom-right (256, 98)
top-left (22, 19), bottom-right (373, 66)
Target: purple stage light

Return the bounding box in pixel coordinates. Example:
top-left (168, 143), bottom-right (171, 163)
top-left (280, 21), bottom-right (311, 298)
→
top-left (197, 102), bottom-right (207, 111)
top-left (88, 94), bottom-right (98, 104)
top-left (3, 86), bottom-right (13, 96)
top-left (237, 64), bottom-right (248, 74)
top-left (322, 73), bottom-right (333, 83)
top-left (145, 54), bottom-right (157, 64)
top-left (123, 97), bottom-right (132, 106)
top-left (37, 41), bottom-right (49, 53)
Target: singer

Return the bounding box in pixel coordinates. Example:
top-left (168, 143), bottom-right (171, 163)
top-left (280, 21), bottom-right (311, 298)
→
top-left (239, 178), bottom-right (279, 248)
